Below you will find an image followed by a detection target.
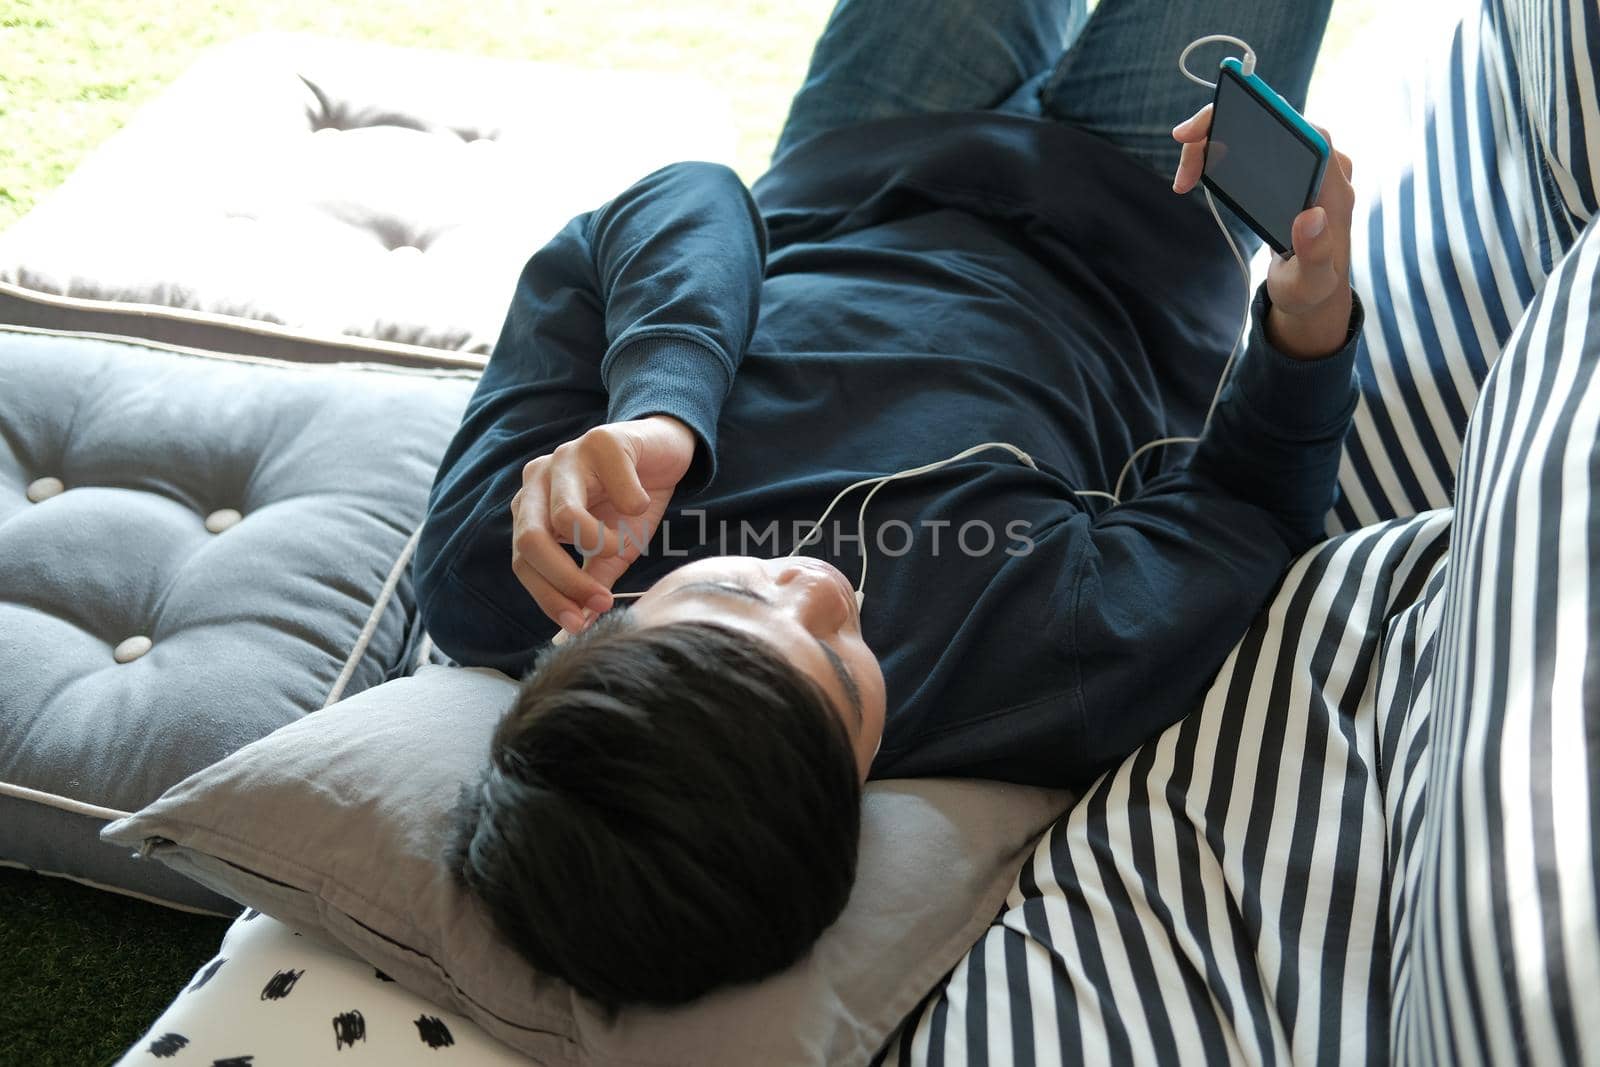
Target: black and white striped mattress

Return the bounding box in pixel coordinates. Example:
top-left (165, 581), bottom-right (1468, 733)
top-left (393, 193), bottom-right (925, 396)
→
top-left (886, 1), bottom-right (1600, 1062)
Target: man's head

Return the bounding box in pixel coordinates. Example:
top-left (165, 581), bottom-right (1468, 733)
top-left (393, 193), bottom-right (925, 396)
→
top-left (626, 554), bottom-right (887, 771)
top-left (451, 556), bottom-right (888, 1008)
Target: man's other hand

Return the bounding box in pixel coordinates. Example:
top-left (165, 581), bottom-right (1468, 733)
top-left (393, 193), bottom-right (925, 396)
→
top-left (511, 414), bottom-right (695, 634)
top-left (1172, 104), bottom-right (1357, 361)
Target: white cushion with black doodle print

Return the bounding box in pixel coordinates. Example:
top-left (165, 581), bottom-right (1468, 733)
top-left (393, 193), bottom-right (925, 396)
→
top-left (121, 909), bottom-right (531, 1064)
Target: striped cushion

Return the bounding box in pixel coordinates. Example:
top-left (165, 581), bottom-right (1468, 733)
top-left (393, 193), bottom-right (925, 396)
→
top-left (1387, 199), bottom-right (1600, 1067)
top-left (883, 511), bottom-right (1452, 1064)
top-left (885, 223), bottom-right (1600, 1063)
top-left (884, 7), bottom-right (1600, 1057)
top-left (1334, 0), bottom-right (1599, 531)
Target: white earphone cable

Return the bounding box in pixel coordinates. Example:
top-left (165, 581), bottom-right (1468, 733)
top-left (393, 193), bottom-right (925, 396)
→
top-left (789, 442), bottom-right (1037, 604)
top-left (1108, 184), bottom-right (1253, 502)
top-left (788, 441), bottom-right (1037, 557)
top-left (1178, 34), bottom-right (1256, 87)
top-left (605, 442), bottom-right (1039, 607)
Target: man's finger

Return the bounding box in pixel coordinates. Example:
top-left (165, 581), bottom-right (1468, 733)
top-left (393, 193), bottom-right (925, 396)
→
top-left (1309, 123), bottom-right (1354, 188)
top-left (513, 519), bottom-right (611, 609)
top-left (546, 552), bottom-right (642, 642)
top-left (512, 555), bottom-right (589, 633)
top-left (1172, 103), bottom-right (1212, 143)
top-left (1333, 148), bottom-right (1353, 183)
top-left (581, 552), bottom-right (637, 598)
top-left (1292, 206), bottom-right (1331, 256)
top-left (508, 464), bottom-right (550, 561)
top-left (1279, 206), bottom-right (1342, 305)
top-left (547, 463), bottom-right (620, 558)
top-left (1174, 138), bottom-right (1207, 194)
top-left (513, 489), bottom-right (613, 612)
top-left (588, 435), bottom-right (651, 516)
top-left (1311, 146), bottom-right (1357, 230)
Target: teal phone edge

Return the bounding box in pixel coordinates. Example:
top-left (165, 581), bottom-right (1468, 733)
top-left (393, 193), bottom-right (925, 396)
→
top-left (1203, 57), bottom-right (1331, 255)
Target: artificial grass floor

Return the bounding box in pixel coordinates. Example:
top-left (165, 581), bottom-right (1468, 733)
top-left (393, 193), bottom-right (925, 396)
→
top-left (0, 866), bottom-right (232, 1066)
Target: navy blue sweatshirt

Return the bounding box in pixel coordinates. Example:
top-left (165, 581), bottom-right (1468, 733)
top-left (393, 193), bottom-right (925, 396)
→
top-left (416, 111), bottom-right (1360, 789)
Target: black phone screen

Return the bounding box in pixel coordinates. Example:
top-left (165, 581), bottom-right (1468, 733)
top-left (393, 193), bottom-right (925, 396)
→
top-left (1203, 71), bottom-right (1323, 254)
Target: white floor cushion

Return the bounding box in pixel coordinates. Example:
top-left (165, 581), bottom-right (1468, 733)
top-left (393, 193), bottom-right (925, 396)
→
top-left (0, 32), bottom-right (735, 368)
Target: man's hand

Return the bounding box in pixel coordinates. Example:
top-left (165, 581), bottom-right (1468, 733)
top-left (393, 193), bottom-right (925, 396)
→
top-left (511, 414), bottom-right (695, 634)
top-left (1172, 103), bottom-right (1358, 361)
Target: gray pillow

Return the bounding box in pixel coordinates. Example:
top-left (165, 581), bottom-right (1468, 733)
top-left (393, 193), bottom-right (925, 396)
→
top-left (101, 664), bottom-right (1071, 1064)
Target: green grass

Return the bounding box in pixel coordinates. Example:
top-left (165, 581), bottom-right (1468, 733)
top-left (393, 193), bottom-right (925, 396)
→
top-left (0, 0), bottom-right (838, 231)
top-left (0, 866), bottom-right (232, 1066)
top-left (0, 0), bottom-right (1404, 1061)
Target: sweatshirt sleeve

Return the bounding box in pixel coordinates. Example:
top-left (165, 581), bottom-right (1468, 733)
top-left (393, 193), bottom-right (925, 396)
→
top-left (879, 285), bottom-right (1362, 788)
top-left (1057, 284), bottom-right (1363, 780)
top-left (591, 163), bottom-right (770, 491)
top-left (414, 161), bottom-right (767, 673)
top-left (1187, 284), bottom-right (1364, 549)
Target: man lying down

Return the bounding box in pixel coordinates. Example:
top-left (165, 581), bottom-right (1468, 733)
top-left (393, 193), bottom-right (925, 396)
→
top-left (414, 0), bottom-right (1358, 1012)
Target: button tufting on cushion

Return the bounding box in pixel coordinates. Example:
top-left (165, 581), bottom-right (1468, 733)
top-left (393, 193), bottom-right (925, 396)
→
top-left (0, 327), bottom-right (476, 910)
top-left (204, 508), bottom-right (242, 534)
top-left (113, 636), bottom-right (153, 664)
top-left (25, 476), bottom-right (64, 503)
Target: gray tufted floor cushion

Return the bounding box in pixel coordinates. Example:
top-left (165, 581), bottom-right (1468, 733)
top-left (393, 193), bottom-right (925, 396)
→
top-left (0, 33), bottom-right (736, 910)
top-left (0, 326), bottom-right (476, 910)
top-left (0, 31), bottom-right (733, 368)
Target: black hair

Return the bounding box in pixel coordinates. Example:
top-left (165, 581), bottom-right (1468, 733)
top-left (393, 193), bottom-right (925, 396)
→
top-left (448, 610), bottom-right (863, 1008)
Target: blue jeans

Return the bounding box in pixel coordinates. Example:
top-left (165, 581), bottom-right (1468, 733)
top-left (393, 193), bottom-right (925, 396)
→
top-left (770, 0), bottom-right (1334, 249)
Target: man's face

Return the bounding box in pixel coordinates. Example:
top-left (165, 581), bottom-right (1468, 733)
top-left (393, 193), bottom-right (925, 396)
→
top-left (628, 555), bottom-right (887, 780)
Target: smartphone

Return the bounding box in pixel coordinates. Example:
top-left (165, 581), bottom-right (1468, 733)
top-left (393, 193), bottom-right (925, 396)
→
top-left (1201, 57), bottom-right (1329, 256)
